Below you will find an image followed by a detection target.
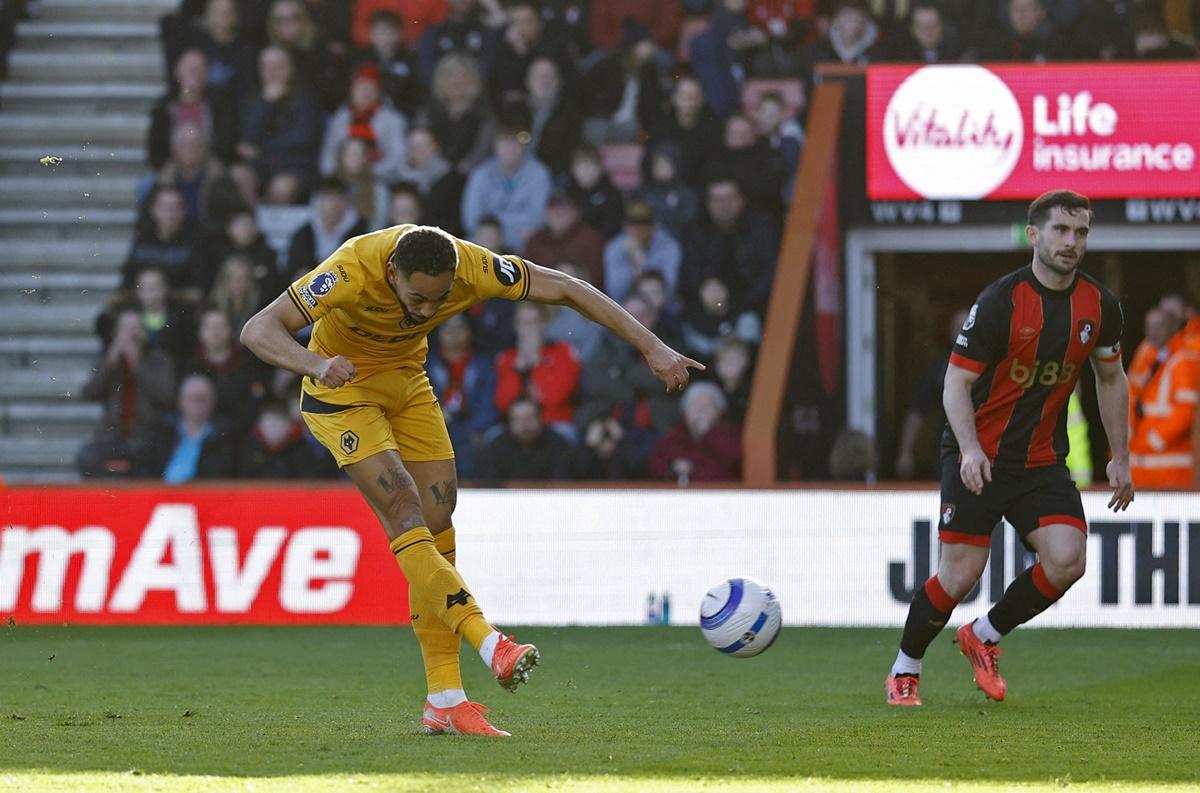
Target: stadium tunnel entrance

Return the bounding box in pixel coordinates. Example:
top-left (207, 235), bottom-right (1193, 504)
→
top-left (844, 227), bottom-right (1200, 481)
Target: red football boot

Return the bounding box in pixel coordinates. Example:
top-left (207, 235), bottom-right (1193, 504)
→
top-left (955, 622), bottom-right (1007, 702)
top-left (884, 674), bottom-right (923, 706)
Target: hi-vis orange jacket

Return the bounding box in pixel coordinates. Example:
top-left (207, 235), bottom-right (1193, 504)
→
top-left (1129, 333), bottom-right (1200, 487)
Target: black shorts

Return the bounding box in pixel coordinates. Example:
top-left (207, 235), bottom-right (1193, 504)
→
top-left (938, 456), bottom-right (1087, 549)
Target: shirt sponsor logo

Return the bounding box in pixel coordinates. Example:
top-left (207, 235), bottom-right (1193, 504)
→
top-left (309, 272), bottom-right (339, 297)
top-left (1010, 359), bottom-right (1077, 390)
top-left (347, 326), bottom-right (422, 344)
top-left (494, 256), bottom-right (521, 287)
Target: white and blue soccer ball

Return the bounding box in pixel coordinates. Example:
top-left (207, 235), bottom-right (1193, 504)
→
top-left (699, 576), bottom-right (782, 658)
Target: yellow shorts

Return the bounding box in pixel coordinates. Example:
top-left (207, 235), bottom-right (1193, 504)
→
top-left (299, 366), bottom-right (453, 467)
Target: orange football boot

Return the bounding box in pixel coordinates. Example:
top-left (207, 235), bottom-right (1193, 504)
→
top-left (491, 635), bottom-right (540, 692)
top-left (955, 622), bottom-right (1007, 701)
top-left (421, 700), bottom-right (510, 737)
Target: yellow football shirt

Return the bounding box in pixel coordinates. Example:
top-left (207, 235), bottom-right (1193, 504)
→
top-left (285, 225), bottom-right (529, 379)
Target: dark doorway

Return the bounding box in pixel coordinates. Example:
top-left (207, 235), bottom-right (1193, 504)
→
top-left (875, 249), bottom-right (1200, 481)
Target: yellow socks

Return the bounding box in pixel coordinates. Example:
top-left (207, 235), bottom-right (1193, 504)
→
top-left (411, 528), bottom-right (464, 698)
top-left (391, 526), bottom-right (495, 652)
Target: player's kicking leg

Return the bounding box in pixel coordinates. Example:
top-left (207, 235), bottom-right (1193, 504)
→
top-left (345, 451), bottom-right (539, 735)
top-left (886, 541), bottom-right (989, 706)
top-left (956, 521), bottom-right (1085, 702)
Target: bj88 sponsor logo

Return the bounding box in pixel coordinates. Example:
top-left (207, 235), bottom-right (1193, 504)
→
top-left (1009, 359), bottom-right (1077, 390)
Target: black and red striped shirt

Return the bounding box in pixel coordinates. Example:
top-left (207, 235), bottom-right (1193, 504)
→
top-left (945, 266), bottom-right (1123, 470)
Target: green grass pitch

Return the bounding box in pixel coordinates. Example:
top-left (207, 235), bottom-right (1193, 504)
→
top-left (0, 625), bottom-right (1197, 792)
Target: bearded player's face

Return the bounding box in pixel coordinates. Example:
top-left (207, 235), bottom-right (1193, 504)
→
top-left (388, 261), bottom-right (453, 325)
top-left (1029, 206), bottom-right (1090, 276)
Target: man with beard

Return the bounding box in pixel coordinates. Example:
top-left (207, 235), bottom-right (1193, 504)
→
top-left (884, 190), bottom-right (1135, 706)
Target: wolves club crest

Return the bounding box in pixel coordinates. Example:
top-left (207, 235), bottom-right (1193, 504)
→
top-left (1078, 320), bottom-right (1095, 344)
top-left (941, 503), bottom-right (955, 526)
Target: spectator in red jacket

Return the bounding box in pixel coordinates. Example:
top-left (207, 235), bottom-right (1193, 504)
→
top-left (494, 301), bottom-right (582, 429)
top-left (649, 380), bottom-right (742, 484)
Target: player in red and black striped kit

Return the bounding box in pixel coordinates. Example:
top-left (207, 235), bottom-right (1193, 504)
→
top-left (885, 190), bottom-right (1136, 706)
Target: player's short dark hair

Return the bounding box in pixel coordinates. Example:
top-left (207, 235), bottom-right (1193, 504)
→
top-left (393, 226), bottom-right (459, 278)
top-left (1027, 190), bottom-right (1091, 228)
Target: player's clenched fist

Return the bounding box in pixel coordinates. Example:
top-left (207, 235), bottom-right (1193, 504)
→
top-left (315, 355), bottom-right (356, 388)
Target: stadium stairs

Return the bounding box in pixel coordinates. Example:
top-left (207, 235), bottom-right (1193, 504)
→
top-left (0, 0), bottom-right (173, 483)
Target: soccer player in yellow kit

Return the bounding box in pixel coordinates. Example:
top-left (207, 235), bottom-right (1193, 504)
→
top-left (241, 225), bottom-right (702, 736)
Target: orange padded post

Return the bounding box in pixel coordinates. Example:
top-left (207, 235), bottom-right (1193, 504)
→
top-left (743, 80), bottom-right (846, 485)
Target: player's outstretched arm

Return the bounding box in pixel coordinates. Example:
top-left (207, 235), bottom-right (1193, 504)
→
top-left (1092, 355), bottom-right (1135, 511)
top-left (522, 261), bottom-right (704, 392)
top-left (943, 362), bottom-right (990, 495)
top-left (240, 294), bottom-right (357, 388)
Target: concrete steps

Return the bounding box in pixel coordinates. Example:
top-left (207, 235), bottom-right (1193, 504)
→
top-left (16, 21), bottom-right (160, 52)
top-left (0, 469), bottom-right (83, 484)
top-left (0, 335), bottom-right (103, 370)
top-left (0, 0), bottom-right (179, 482)
top-left (0, 270), bottom-right (120, 291)
top-left (0, 303), bottom-right (104, 335)
top-left (0, 400), bottom-right (104, 438)
top-left (38, 0), bottom-right (179, 22)
top-left (0, 175), bottom-right (139, 206)
top-left (0, 239), bottom-right (129, 270)
top-left (0, 145), bottom-right (148, 177)
top-left (0, 368), bottom-right (93, 400)
top-left (8, 51), bottom-right (163, 82)
top-left (0, 82), bottom-right (163, 113)
top-left (0, 207), bottom-right (137, 241)
top-left (0, 437), bottom-right (86, 468)
top-left (0, 112), bottom-right (149, 145)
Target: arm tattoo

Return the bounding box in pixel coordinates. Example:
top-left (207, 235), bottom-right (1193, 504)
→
top-left (430, 479), bottom-right (457, 507)
top-left (377, 465), bottom-right (416, 495)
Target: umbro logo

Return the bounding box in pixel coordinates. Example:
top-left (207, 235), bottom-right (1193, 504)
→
top-left (446, 588), bottom-right (471, 608)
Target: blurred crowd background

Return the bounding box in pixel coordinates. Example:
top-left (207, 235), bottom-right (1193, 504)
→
top-left (49, 0), bottom-right (1200, 485)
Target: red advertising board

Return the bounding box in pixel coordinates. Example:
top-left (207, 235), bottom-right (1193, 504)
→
top-left (0, 486), bottom-right (409, 625)
top-left (867, 63), bottom-right (1200, 200)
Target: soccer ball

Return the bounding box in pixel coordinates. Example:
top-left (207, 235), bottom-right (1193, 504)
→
top-left (699, 577), bottom-right (782, 657)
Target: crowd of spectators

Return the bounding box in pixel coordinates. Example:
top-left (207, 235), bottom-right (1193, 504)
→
top-left (76, 0), bottom-right (1200, 485)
